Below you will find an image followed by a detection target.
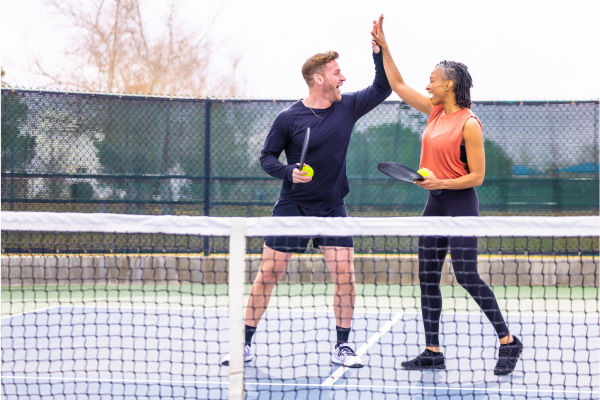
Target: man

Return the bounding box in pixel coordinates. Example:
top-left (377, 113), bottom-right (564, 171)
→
top-left (222, 40), bottom-right (391, 368)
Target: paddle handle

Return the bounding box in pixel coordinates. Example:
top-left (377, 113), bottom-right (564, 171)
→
top-left (291, 127), bottom-right (310, 192)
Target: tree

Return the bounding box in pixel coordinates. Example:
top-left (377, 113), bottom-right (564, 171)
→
top-left (346, 122), bottom-right (425, 212)
top-left (1, 92), bottom-right (33, 173)
top-left (1, 91), bottom-right (34, 205)
top-left (35, 0), bottom-right (241, 97)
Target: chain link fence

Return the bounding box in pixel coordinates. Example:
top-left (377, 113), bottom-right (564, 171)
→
top-left (2, 89), bottom-right (598, 217)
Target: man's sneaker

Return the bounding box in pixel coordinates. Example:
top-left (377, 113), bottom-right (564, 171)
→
top-left (331, 343), bottom-right (364, 368)
top-left (221, 343), bottom-right (254, 366)
top-left (401, 349), bottom-right (446, 370)
top-left (494, 335), bottom-right (523, 375)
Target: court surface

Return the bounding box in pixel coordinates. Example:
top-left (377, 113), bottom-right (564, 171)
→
top-left (2, 305), bottom-right (598, 399)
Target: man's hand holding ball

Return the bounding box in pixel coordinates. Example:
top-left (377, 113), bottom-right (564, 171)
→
top-left (292, 163), bottom-right (314, 184)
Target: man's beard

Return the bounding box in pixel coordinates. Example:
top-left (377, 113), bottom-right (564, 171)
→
top-left (327, 83), bottom-right (341, 102)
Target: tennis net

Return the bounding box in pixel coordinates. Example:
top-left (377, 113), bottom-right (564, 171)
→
top-left (1, 212), bottom-right (598, 399)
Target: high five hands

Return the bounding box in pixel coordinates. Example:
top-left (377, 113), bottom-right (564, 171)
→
top-left (371, 14), bottom-right (387, 50)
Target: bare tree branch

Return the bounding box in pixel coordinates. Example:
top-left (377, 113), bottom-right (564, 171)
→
top-left (35, 0), bottom-right (241, 96)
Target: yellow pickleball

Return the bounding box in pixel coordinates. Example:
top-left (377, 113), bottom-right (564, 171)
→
top-left (301, 165), bottom-right (314, 177)
top-left (417, 168), bottom-right (431, 177)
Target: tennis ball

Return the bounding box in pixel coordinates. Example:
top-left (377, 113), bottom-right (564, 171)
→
top-left (301, 165), bottom-right (314, 177)
top-left (417, 168), bottom-right (431, 177)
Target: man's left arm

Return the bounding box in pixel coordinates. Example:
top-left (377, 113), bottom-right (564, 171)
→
top-left (344, 44), bottom-right (392, 120)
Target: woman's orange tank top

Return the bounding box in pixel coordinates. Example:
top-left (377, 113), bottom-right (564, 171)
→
top-left (420, 104), bottom-right (482, 180)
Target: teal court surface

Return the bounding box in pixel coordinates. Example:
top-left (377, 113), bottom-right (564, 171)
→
top-left (2, 283), bottom-right (598, 399)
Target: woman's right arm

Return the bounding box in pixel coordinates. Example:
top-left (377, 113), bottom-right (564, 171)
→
top-left (371, 15), bottom-right (432, 115)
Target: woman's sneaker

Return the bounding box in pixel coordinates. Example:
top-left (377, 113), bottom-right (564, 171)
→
top-left (401, 349), bottom-right (446, 370)
top-left (221, 343), bottom-right (254, 366)
top-left (331, 343), bottom-right (364, 368)
top-left (494, 335), bottom-right (523, 375)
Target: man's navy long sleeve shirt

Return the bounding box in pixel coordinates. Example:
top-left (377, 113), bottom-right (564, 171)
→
top-left (260, 51), bottom-right (392, 210)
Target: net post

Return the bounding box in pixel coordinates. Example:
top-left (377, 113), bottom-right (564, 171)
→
top-left (228, 217), bottom-right (246, 399)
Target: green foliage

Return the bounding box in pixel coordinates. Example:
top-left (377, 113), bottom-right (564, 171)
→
top-left (478, 139), bottom-right (515, 211)
top-left (95, 99), bottom-right (205, 208)
top-left (97, 100), bottom-right (192, 175)
top-left (484, 139), bottom-right (513, 178)
top-left (71, 182), bottom-right (95, 200)
top-left (347, 122), bottom-right (515, 180)
top-left (346, 122), bottom-right (426, 209)
top-left (348, 122), bottom-right (422, 177)
top-left (1, 92), bottom-right (34, 172)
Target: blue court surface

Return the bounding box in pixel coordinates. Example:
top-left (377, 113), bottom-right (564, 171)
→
top-left (2, 306), bottom-right (598, 399)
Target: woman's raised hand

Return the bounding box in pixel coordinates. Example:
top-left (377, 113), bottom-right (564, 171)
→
top-left (371, 14), bottom-right (387, 49)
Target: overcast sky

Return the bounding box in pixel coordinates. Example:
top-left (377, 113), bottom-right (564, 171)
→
top-left (2, 0), bottom-right (599, 100)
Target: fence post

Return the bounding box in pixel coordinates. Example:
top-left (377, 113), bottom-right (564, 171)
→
top-left (161, 106), bottom-right (171, 215)
top-left (204, 102), bottom-right (211, 252)
top-left (228, 218), bottom-right (246, 399)
top-left (124, 101), bottom-right (134, 214)
top-left (9, 162), bottom-right (14, 211)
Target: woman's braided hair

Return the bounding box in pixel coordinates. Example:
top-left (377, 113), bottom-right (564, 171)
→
top-left (436, 61), bottom-right (473, 109)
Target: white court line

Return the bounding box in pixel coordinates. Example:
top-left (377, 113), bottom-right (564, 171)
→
top-left (321, 312), bottom-right (404, 386)
top-left (1, 375), bottom-right (597, 396)
top-left (0, 375), bottom-right (226, 386)
top-left (1, 305), bottom-right (228, 319)
top-left (3, 305), bottom-right (596, 320)
top-left (0, 306), bottom-right (57, 320)
top-left (247, 381), bottom-right (599, 395)
top-left (62, 306), bottom-right (227, 312)
top-left (263, 309), bottom-right (597, 319)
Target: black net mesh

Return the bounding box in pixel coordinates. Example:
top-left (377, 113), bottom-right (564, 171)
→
top-left (2, 90), bottom-right (598, 216)
top-left (1, 226), bottom-right (598, 399)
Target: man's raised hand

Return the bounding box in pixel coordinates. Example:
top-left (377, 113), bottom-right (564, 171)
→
top-left (371, 14), bottom-right (387, 50)
top-left (371, 39), bottom-right (380, 54)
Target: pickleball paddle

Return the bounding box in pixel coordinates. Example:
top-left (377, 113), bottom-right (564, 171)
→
top-left (377, 162), bottom-right (424, 183)
top-left (292, 127), bottom-right (310, 191)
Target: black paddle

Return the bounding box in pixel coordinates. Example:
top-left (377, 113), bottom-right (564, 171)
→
top-left (377, 162), bottom-right (424, 183)
top-left (292, 127), bottom-right (310, 191)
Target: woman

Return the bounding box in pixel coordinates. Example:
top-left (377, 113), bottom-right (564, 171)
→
top-left (371, 14), bottom-right (523, 376)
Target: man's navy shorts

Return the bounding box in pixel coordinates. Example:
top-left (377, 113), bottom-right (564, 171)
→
top-left (264, 198), bottom-right (354, 253)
